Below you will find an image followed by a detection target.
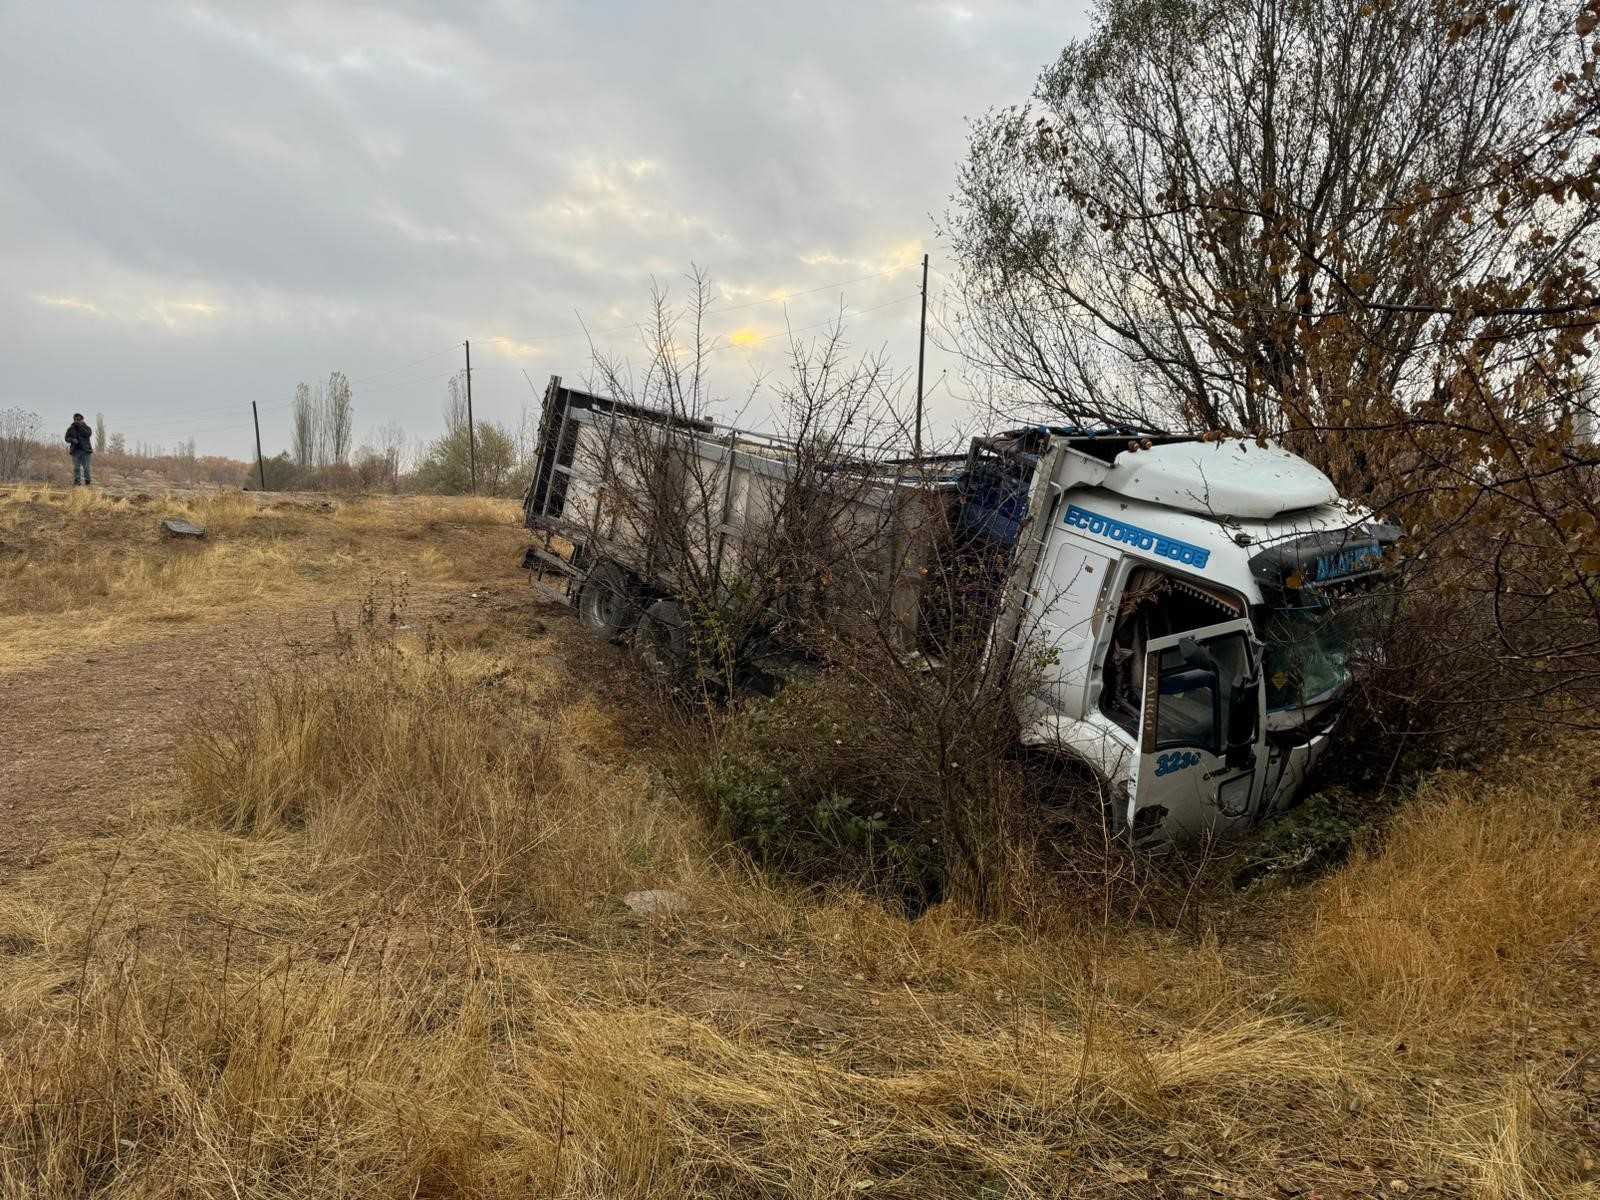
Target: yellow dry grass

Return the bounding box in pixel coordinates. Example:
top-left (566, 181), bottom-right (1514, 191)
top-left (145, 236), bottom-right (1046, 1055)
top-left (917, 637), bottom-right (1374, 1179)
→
top-left (1292, 757), bottom-right (1600, 1039)
top-left (0, 491), bottom-right (1595, 1197)
top-left (0, 486), bottom-right (521, 675)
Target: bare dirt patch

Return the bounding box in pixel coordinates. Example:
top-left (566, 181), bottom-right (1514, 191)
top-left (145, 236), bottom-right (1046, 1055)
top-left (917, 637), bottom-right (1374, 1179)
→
top-left (0, 486), bottom-right (539, 877)
top-left (0, 586), bottom-right (537, 878)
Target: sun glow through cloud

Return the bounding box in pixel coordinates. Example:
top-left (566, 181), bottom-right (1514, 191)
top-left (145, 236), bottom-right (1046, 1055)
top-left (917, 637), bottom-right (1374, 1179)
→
top-left (37, 295), bottom-right (105, 316)
top-left (35, 294), bottom-right (224, 326)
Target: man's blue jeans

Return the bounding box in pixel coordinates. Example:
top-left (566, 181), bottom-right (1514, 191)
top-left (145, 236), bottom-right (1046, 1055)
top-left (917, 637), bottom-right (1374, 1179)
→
top-left (71, 448), bottom-right (92, 485)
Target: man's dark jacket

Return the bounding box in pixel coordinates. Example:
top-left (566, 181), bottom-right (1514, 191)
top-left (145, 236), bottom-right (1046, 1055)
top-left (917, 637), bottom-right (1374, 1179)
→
top-left (65, 421), bottom-right (93, 453)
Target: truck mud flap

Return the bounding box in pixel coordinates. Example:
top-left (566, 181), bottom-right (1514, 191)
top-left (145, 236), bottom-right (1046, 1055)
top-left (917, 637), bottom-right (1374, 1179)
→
top-left (523, 546), bottom-right (577, 606)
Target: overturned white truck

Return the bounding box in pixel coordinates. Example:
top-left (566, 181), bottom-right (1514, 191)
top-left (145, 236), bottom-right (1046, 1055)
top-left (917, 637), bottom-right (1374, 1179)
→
top-left (521, 376), bottom-right (1398, 849)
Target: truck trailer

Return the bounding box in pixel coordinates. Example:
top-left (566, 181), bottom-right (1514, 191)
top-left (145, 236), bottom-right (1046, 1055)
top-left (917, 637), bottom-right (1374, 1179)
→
top-left (521, 375), bottom-right (1398, 849)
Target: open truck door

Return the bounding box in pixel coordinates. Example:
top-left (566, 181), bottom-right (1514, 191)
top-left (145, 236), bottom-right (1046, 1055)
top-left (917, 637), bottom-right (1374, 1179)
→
top-left (1128, 618), bottom-right (1268, 847)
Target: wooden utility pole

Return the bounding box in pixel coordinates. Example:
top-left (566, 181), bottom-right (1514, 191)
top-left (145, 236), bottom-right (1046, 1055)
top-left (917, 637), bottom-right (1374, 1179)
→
top-left (914, 252), bottom-right (929, 462)
top-left (464, 340), bottom-right (478, 495)
top-left (251, 400), bottom-right (267, 490)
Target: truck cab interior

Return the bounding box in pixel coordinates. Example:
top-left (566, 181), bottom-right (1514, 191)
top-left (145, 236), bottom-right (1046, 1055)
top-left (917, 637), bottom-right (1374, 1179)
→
top-left (1099, 567), bottom-right (1248, 738)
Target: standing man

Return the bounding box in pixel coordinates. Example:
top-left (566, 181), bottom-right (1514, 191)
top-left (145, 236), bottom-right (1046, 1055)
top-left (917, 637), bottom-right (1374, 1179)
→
top-left (65, 413), bottom-right (93, 486)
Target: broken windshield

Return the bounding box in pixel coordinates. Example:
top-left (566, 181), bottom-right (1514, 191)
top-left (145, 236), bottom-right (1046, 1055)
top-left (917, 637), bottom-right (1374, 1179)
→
top-left (1262, 602), bottom-right (1363, 712)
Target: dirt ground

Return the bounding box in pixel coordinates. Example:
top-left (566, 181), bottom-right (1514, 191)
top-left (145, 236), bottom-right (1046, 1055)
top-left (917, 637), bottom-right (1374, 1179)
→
top-left (0, 587), bottom-right (528, 878)
top-left (0, 486), bottom-right (548, 879)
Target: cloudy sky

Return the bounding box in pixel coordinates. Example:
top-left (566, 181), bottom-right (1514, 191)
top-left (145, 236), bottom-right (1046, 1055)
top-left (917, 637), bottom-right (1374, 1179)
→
top-left (0, 1), bottom-right (1090, 460)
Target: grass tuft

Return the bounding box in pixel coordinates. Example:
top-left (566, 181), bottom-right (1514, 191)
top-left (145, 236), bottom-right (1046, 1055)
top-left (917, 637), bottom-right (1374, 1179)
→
top-left (1291, 757), bottom-right (1600, 1038)
top-left (182, 637), bottom-right (671, 925)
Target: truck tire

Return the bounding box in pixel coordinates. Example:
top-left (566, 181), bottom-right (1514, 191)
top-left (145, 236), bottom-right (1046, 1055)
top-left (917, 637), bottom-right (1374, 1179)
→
top-left (632, 599), bottom-right (690, 679)
top-left (577, 561), bottom-right (634, 641)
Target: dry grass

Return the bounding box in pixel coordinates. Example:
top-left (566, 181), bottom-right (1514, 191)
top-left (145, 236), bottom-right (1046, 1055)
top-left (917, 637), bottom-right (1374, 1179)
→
top-left (405, 494), bottom-right (526, 526)
top-left (180, 638), bottom-right (673, 928)
top-left (0, 638), bottom-right (1595, 1196)
top-left (0, 492), bottom-right (1596, 1196)
top-left (1292, 757), bottom-right (1600, 1039)
top-left (0, 487), bottom-right (521, 675)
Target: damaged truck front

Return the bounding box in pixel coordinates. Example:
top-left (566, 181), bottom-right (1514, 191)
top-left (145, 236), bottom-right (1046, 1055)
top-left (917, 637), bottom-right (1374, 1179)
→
top-left (521, 376), bottom-right (1399, 849)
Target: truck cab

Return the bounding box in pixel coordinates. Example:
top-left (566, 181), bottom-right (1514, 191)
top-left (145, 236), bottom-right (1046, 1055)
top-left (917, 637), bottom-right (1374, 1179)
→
top-left (982, 431), bottom-right (1398, 849)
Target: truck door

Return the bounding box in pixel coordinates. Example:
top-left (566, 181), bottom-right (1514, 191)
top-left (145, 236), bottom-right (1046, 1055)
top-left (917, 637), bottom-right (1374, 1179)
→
top-left (1127, 618), bottom-right (1267, 847)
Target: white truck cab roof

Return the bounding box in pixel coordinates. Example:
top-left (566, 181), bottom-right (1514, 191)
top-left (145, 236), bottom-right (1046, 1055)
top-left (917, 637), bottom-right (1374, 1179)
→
top-left (1036, 436), bottom-right (1375, 608)
top-left (1100, 439), bottom-right (1340, 519)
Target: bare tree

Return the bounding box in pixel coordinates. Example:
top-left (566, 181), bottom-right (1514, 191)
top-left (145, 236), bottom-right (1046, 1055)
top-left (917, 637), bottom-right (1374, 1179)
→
top-left (307, 381), bottom-right (330, 468)
top-left (444, 371), bottom-right (469, 439)
top-left (949, 0), bottom-right (1592, 435)
top-left (373, 421), bottom-right (408, 493)
top-left (94, 413), bottom-right (106, 454)
top-left (0, 408), bottom-right (41, 481)
top-left (326, 371), bottom-right (353, 466)
top-left (577, 270), bottom-right (917, 697)
top-left (292, 383), bottom-right (316, 470)
top-left (514, 399), bottom-right (541, 496)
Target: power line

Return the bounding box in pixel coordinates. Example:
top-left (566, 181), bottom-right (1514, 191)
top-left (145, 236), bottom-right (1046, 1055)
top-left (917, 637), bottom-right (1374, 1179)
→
top-left (114, 401), bottom-right (295, 437)
top-left (704, 292), bottom-right (922, 351)
top-left (108, 363), bottom-right (457, 437)
top-left (459, 293), bottom-right (919, 393)
top-left (355, 369), bottom-right (461, 396)
top-left (713, 268), bottom-right (903, 313)
top-left (100, 396), bottom-right (292, 424)
top-left (458, 294), bottom-right (920, 378)
top-left (119, 419), bottom-right (258, 443)
top-left (79, 268), bottom-right (926, 450)
top-left (349, 343), bottom-right (463, 385)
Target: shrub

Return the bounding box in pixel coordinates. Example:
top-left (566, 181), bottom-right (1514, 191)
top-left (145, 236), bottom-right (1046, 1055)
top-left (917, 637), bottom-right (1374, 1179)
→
top-left (680, 673), bottom-right (1017, 908)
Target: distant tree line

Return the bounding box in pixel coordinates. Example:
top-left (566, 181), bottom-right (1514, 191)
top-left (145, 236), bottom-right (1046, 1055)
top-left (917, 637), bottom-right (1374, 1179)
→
top-left (1, 368), bottom-right (539, 500)
top-left (271, 368), bottom-right (535, 497)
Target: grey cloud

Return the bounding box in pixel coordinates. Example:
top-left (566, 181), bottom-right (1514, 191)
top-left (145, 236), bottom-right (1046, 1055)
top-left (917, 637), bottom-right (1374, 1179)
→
top-left (0, 0), bottom-right (1089, 457)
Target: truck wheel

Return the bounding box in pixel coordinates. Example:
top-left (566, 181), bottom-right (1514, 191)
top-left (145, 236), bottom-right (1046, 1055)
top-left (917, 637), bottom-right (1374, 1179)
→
top-left (577, 561), bottom-right (633, 640)
top-left (632, 599), bottom-right (690, 678)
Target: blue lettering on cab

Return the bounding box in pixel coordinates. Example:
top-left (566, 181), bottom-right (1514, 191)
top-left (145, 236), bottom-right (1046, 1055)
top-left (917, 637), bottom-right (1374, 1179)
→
top-left (1065, 505), bottom-right (1212, 570)
top-left (1312, 543), bottom-right (1382, 582)
top-left (1154, 750), bottom-right (1202, 777)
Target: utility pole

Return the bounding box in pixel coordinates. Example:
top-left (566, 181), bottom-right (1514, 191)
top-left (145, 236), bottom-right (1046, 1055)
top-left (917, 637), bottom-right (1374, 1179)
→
top-left (251, 400), bottom-right (267, 490)
top-left (464, 339), bottom-right (478, 495)
top-left (914, 252), bottom-right (929, 463)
